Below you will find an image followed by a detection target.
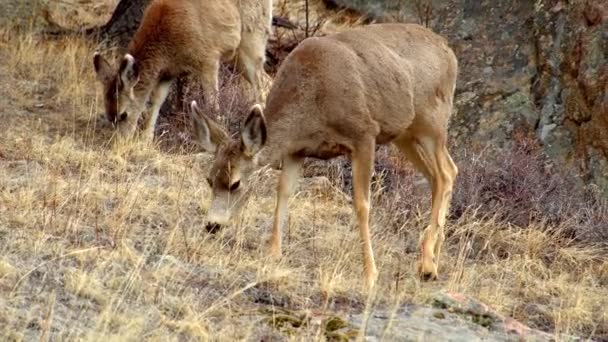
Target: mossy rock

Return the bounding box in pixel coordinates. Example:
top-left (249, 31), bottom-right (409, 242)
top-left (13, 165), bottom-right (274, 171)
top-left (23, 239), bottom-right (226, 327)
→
top-left (326, 331), bottom-right (350, 342)
top-left (324, 316), bottom-right (348, 332)
top-left (259, 308), bottom-right (357, 340)
top-left (471, 314), bottom-right (494, 328)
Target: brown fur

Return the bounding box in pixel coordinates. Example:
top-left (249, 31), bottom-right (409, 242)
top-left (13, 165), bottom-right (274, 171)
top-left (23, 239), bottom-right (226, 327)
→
top-left (94, 0), bottom-right (272, 140)
top-left (194, 23), bottom-right (459, 289)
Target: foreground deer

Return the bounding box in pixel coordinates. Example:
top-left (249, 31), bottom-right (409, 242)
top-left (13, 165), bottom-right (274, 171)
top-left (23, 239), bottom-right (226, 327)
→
top-left (192, 23), bottom-right (458, 288)
top-left (93, 0), bottom-right (272, 140)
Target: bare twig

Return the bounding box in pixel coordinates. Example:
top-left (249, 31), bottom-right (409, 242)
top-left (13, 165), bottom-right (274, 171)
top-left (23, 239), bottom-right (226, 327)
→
top-left (305, 0), bottom-right (310, 38)
top-left (414, 0), bottom-right (434, 27)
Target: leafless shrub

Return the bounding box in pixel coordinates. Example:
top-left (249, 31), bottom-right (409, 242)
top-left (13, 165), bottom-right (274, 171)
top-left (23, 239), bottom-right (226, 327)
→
top-left (266, 0), bottom-right (328, 74)
top-left (321, 0), bottom-right (435, 25)
top-left (450, 130), bottom-right (607, 240)
top-left (155, 64), bottom-right (254, 153)
top-left (413, 0), bottom-right (433, 27)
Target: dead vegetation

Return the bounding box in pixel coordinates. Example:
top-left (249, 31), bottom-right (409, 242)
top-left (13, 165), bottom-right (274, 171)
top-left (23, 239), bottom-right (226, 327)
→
top-left (0, 1), bottom-right (607, 340)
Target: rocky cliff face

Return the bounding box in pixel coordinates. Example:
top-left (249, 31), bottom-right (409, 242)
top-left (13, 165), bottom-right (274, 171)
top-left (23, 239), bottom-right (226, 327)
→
top-left (428, 0), bottom-right (607, 193)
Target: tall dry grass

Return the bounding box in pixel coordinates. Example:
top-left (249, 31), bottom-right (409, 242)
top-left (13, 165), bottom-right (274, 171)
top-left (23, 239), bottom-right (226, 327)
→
top-left (0, 21), bottom-right (607, 341)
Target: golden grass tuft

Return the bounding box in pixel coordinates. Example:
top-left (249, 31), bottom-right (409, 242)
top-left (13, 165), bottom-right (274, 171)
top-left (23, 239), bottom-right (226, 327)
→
top-left (0, 259), bottom-right (18, 282)
top-left (64, 269), bottom-right (108, 305)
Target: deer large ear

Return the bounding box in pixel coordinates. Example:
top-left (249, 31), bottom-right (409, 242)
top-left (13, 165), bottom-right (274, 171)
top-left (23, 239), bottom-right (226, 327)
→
top-left (119, 54), bottom-right (139, 89)
top-left (241, 104), bottom-right (267, 157)
top-left (191, 101), bottom-right (228, 153)
top-left (93, 52), bottom-right (113, 85)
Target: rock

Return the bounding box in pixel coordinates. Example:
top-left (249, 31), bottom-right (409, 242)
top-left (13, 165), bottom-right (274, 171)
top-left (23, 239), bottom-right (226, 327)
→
top-left (246, 283), bottom-right (292, 308)
top-left (457, 19), bottom-right (476, 40)
top-left (540, 123), bottom-right (557, 142)
top-left (251, 291), bottom-right (579, 341)
top-left (501, 91), bottom-right (539, 130)
top-left (455, 91), bottom-right (477, 106)
top-left (338, 290), bottom-right (577, 341)
top-left (587, 149), bottom-right (608, 197)
top-left (543, 125), bottom-right (574, 160)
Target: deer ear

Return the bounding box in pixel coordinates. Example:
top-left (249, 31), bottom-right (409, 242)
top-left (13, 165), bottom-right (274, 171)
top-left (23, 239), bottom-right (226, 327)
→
top-left (241, 104), bottom-right (267, 157)
top-left (119, 54), bottom-right (139, 89)
top-left (191, 101), bottom-right (228, 153)
top-left (93, 52), bottom-right (113, 85)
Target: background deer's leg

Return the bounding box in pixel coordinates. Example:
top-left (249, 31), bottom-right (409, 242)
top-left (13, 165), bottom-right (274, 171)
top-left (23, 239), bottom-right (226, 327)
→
top-left (141, 80), bottom-right (171, 142)
top-left (199, 58), bottom-right (220, 114)
top-left (351, 138), bottom-right (378, 289)
top-left (270, 155), bottom-right (302, 258)
top-left (235, 29), bottom-right (269, 104)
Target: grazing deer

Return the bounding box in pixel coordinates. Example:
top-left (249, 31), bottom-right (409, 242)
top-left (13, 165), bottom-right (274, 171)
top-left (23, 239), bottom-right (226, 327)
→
top-left (93, 0), bottom-right (272, 140)
top-left (192, 23), bottom-right (459, 289)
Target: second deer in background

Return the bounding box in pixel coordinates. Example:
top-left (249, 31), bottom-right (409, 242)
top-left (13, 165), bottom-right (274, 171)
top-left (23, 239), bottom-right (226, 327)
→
top-left (93, 0), bottom-right (272, 141)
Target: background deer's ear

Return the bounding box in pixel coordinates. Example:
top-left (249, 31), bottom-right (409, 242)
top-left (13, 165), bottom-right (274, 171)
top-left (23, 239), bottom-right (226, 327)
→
top-left (119, 54), bottom-right (139, 89)
top-left (241, 104), bottom-right (267, 157)
top-left (191, 101), bottom-right (228, 153)
top-left (93, 53), bottom-right (113, 85)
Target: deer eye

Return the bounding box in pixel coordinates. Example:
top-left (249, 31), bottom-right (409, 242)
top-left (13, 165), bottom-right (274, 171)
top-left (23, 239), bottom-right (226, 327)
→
top-left (206, 177), bottom-right (213, 187)
top-left (229, 180), bottom-right (240, 192)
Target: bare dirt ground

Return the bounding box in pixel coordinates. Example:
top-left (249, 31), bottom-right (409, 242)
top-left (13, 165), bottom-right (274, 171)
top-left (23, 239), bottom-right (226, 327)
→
top-left (0, 1), bottom-right (607, 341)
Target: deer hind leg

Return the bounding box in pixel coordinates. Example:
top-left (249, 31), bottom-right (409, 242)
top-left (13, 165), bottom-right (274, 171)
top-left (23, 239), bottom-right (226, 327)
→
top-left (270, 156), bottom-right (302, 258)
top-left (236, 30), bottom-right (270, 104)
top-left (141, 80), bottom-right (171, 142)
top-left (394, 133), bottom-right (456, 280)
top-left (433, 145), bottom-right (457, 268)
top-left (351, 138), bottom-right (378, 289)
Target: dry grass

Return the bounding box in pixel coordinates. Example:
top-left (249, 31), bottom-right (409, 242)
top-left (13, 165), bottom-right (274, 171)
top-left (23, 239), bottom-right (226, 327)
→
top-left (1, 15), bottom-right (608, 341)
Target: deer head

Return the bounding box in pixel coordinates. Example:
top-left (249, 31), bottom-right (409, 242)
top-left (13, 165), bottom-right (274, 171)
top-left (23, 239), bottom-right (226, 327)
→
top-left (93, 53), bottom-right (144, 136)
top-left (191, 101), bottom-right (267, 232)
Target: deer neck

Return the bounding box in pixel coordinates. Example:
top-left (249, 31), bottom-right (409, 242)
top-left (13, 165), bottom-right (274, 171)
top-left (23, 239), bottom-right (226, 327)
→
top-left (129, 50), bottom-right (164, 102)
top-left (255, 118), bottom-right (293, 170)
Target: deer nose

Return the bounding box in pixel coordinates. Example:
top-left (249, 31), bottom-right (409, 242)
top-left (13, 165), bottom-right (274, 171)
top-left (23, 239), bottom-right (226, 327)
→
top-left (206, 199), bottom-right (231, 226)
top-left (205, 222), bottom-right (222, 234)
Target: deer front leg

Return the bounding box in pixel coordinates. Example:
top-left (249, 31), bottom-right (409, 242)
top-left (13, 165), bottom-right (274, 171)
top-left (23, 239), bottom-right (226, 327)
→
top-left (141, 80), bottom-right (172, 142)
top-left (270, 156), bottom-right (302, 258)
top-left (352, 139), bottom-right (378, 289)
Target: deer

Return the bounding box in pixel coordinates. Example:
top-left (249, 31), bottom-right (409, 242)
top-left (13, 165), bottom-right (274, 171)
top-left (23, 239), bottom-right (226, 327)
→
top-left (93, 0), bottom-right (272, 141)
top-left (191, 23), bottom-right (459, 289)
